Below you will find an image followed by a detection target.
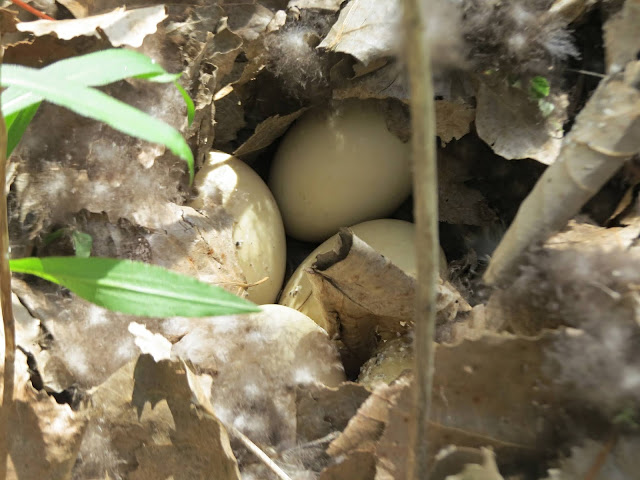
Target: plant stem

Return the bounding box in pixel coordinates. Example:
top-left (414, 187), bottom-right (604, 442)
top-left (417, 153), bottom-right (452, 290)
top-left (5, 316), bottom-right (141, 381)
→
top-left (484, 62), bottom-right (640, 286)
top-left (402, 0), bottom-right (438, 479)
top-left (8, 0), bottom-right (55, 20)
top-left (0, 43), bottom-right (15, 480)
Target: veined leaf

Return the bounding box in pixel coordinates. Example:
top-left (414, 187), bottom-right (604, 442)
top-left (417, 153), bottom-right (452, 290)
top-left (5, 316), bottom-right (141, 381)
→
top-left (9, 257), bottom-right (260, 317)
top-left (1, 64), bottom-right (194, 182)
top-left (6, 101), bottom-right (40, 157)
top-left (2, 49), bottom-right (181, 117)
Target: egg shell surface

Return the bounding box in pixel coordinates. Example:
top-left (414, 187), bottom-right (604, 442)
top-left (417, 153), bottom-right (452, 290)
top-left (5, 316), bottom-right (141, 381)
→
top-left (269, 101), bottom-right (412, 242)
top-left (190, 151), bottom-right (286, 304)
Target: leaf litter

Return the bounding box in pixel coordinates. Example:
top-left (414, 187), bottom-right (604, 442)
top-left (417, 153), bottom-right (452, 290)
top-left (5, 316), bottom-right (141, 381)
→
top-left (3, 0), bottom-right (640, 479)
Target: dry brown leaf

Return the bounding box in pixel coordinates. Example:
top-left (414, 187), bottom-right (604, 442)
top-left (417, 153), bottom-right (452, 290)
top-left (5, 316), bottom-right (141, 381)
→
top-left (485, 61), bottom-right (640, 284)
top-left (76, 355), bottom-right (241, 480)
top-left (475, 78), bottom-right (567, 165)
top-left (332, 60), bottom-right (409, 103)
top-left (296, 382), bottom-right (370, 442)
top-left (352, 96), bottom-right (473, 146)
top-left (435, 100), bottom-right (475, 146)
top-left (0, 7), bottom-right (24, 47)
top-left (166, 4), bottom-right (244, 166)
top-left (327, 379), bottom-right (402, 458)
top-left (431, 332), bottom-right (598, 456)
top-left (549, 0), bottom-right (599, 23)
top-left (319, 0), bottom-right (400, 66)
top-left (3, 33), bottom-right (93, 67)
top-left (224, 3), bottom-right (276, 42)
top-left (233, 109), bottom-right (308, 157)
top-left (213, 89), bottom-right (248, 149)
top-left (56, 0), bottom-right (88, 18)
top-left (307, 230), bottom-right (471, 368)
top-left (17, 6), bottom-right (167, 47)
top-left (139, 358), bottom-right (240, 477)
top-left (288, 0), bottom-right (344, 10)
top-left (373, 379), bottom-right (412, 480)
top-left (438, 148), bottom-right (497, 226)
top-left (6, 370), bottom-right (86, 480)
top-left (169, 305), bottom-right (346, 451)
top-left (328, 330), bottom-right (601, 477)
top-left (545, 218), bottom-right (640, 253)
top-left (319, 451), bottom-right (376, 480)
top-left (0, 307), bottom-right (85, 480)
top-left (603, 0), bottom-right (640, 74)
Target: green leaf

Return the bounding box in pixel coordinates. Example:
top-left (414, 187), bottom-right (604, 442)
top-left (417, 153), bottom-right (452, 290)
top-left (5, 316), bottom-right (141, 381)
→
top-left (6, 101), bottom-right (40, 157)
top-left (1, 64), bottom-right (194, 183)
top-left (530, 76), bottom-right (550, 100)
top-left (71, 231), bottom-right (93, 258)
top-left (9, 257), bottom-right (260, 317)
top-left (43, 228), bottom-right (67, 246)
top-left (2, 49), bottom-right (181, 116)
top-left (174, 81), bottom-right (195, 127)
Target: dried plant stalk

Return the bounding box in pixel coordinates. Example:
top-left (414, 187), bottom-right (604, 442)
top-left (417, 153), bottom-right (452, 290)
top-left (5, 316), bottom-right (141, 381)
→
top-left (485, 61), bottom-right (640, 286)
top-left (0, 42), bottom-right (15, 480)
top-left (403, 0), bottom-right (439, 478)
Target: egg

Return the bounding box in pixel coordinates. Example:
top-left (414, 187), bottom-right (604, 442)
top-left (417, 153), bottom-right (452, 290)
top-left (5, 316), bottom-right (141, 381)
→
top-left (269, 101), bottom-right (412, 242)
top-left (279, 218), bottom-right (447, 333)
top-left (190, 151), bottom-right (286, 304)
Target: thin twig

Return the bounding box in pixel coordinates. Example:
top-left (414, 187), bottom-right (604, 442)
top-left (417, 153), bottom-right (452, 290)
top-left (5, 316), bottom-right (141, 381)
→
top-left (484, 62), bottom-right (640, 286)
top-left (584, 432), bottom-right (617, 480)
top-left (0, 42), bottom-right (16, 480)
top-left (225, 424), bottom-right (294, 480)
top-left (182, 359), bottom-right (293, 480)
top-left (402, 0), bottom-right (439, 479)
top-left (8, 0), bottom-right (55, 20)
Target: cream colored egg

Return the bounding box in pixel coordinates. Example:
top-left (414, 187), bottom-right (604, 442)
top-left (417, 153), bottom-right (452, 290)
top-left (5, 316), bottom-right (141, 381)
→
top-left (279, 218), bottom-right (447, 333)
top-left (190, 151), bottom-right (286, 305)
top-left (269, 101), bottom-right (412, 242)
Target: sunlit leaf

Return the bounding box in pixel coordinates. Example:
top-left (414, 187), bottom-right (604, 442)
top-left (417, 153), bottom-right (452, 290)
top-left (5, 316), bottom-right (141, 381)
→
top-left (9, 257), bottom-right (260, 317)
top-left (1, 49), bottom-right (180, 116)
top-left (174, 81), bottom-right (195, 127)
top-left (1, 64), bottom-right (194, 182)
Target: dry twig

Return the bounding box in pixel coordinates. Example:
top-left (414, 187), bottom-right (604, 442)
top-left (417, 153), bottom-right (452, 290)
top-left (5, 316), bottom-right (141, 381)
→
top-left (485, 61), bottom-right (640, 285)
top-left (402, 0), bottom-right (439, 478)
top-left (0, 42), bottom-right (16, 480)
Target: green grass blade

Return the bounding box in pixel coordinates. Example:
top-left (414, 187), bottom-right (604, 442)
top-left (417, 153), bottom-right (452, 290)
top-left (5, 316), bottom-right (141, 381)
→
top-left (174, 81), bottom-right (195, 127)
top-left (6, 101), bottom-right (40, 157)
top-left (2, 64), bottom-right (194, 182)
top-left (2, 49), bottom-right (181, 116)
top-left (45, 49), bottom-right (180, 85)
top-left (9, 257), bottom-right (260, 317)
